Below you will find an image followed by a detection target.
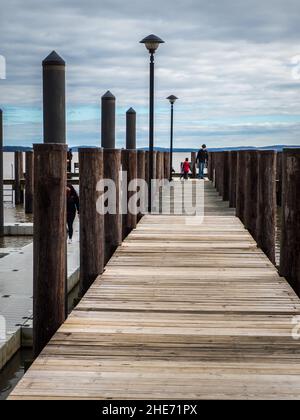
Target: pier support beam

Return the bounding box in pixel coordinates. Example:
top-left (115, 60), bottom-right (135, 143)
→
top-left (280, 149), bottom-right (300, 294)
top-left (14, 151), bottom-right (24, 205)
top-left (256, 150), bottom-right (276, 264)
top-left (228, 151), bottom-right (237, 208)
top-left (164, 152), bottom-right (170, 181)
top-left (25, 151), bottom-right (34, 214)
top-left (191, 152), bottom-right (197, 179)
top-left (42, 51), bottom-right (66, 144)
top-left (79, 148), bottom-right (104, 296)
top-left (126, 108), bottom-right (136, 150)
top-left (137, 150), bottom-right (146, 221)
top-left (122, 149), bottom-right (137, 240)
top-left (236, 151), bottom-right (247, 223)
top-left (244, 150), bottom-right (259, 239)
top-left (33, 144), bottom-right (67, 358)
top-left (0, 110), bottom-right (3, 236)
top-left (222, 152), bottom-right (230, 201)
top-left (276, 152), bottom-right (282, 206)
top-left (104, 149), bottom-right (122, 264)
top-left (101, 91), bottom-right (116, 149)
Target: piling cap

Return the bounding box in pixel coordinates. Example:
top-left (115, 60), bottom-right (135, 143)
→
top-left (126, 107), bottom-right (136, 114)
top-left (42, 51), bottom-right (65, 67)
top-left (102, 91), bottom-right (115, 100)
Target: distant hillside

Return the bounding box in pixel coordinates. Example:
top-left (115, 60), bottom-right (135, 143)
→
top-left (3, 146), bottom-right (32, 152)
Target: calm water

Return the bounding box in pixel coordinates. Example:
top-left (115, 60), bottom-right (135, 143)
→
top-left (0, 349), bottom-right (32, 400)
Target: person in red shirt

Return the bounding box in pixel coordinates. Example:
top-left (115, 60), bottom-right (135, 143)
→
top-left (182, 158), bottom-right (191, 180)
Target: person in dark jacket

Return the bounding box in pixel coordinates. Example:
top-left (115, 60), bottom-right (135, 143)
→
top-left (196, 144), bottom-right (208, 179)
top-left (66, 183), bottom-right (79, 244)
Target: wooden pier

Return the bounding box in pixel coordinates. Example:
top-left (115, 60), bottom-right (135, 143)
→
top-left (9, 180), bottom-right (300, 400)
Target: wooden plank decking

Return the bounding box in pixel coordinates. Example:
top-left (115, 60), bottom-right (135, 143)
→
top-left (9, 181), bottom-right (300, 400)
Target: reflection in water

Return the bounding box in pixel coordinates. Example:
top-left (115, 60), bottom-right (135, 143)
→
top-left (4, 204), bottom-right (33, 224)
top-left (0, 348), bottom-right (33, 400)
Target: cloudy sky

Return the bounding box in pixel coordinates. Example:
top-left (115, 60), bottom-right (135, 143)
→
top-left (1, 0), bottom-right (300, 148)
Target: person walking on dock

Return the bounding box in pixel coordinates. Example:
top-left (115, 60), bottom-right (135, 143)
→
top-left (182, 158), bottom-right (191, 180)
top-left (66, 183), bottom-right (79, 244)
top-left (196, 144), bottom-right (208, 179)
top-left (67, 148), bottom-right (73, 173)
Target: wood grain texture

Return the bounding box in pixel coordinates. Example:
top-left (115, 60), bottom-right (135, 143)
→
top-left (33, 143), bottom-right (67, 358)
top-left (79, 148), bottom-right (104, 296)
top-left (10, 180), bottom-right (300, 400)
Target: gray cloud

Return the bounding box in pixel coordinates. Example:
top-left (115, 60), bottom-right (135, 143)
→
top-left (1, 0), bottom-right (300, 147)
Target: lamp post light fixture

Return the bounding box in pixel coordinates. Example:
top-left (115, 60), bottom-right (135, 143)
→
top-left (140, 34), bottom-right (165, 213)
top-left (167, 95), bottom-right (178, 181)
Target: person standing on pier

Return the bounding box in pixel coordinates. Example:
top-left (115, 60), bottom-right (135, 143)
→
top-left (66, 183), bottom-right (79, 244)
top-left (196, 144), bottom-right (208, 179)
top-left (182, 158), bottom-right (191, 180)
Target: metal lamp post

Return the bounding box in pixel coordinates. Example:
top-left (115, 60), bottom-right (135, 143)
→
top-left (140, 34), bottom-right (165, 213)
top-left (167, 95), bottom-right (178, 181)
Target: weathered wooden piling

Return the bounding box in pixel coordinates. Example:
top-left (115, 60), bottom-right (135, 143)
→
top-left (222, 151), bottom-right (230, 201)
top-left (103, 149), bottom-right (122, 264)
top-left (228, 151), bottom-right (237, 208)
top-left (14, 151), bottom-right (24, 205)
top-left (122, 149), bottom-right (137, 240)
top-left (25, 151), bottom-right (34, 214)
top-left (244, 150), bottom-right (259, 238)
top-left (217, 152), bottom-right (224, 197)
top-left (33, 51), bottom-right (67, 358)
top-left (256, 150), bottom-right (276, 264)
top-left (42, 51), bottom-right (66, 144)
top-left (191, 152), bottom-right (197, 179)
top-left (0, 109), bottom-right (3, 236)
top-left (280, 149), bottom-right (300, 294)
top-left (236, 151), bottom-right (247, 222)
top-left (79, 148), bottom-right (104, 296)
top-left (164, 151), bottom-right (170, 181)
top-left (137, 150), bottom-right (146, 221)
top-left (156, 151), bottom-right (162, 181)
top-left (101, 91), bottom-right (116, 149)
top-left (126, 108), bottom-right (136, 150)
top-left (276, 152), bottom-right (282, 206)
top-left (33, 143), bottom-right (67, 357)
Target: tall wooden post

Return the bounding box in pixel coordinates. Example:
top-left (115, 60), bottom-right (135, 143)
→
top-left (122, 150), bottom-right (137, 240)
top-left (33, 51), bottom-right (67, 358)
top-left (25, 151), bottom-right (34, 214)
top-left (164, 152), bottom-right (170, 180)
top-left (104, 149), bottom-right (122, 264)
top-left (276, 152), bottom-right (282, 206)
top-left (256, 150), bottom-right (276, 264)
top-left (33, 144), bottom-right (67, 357)
top-left (191, 152), bottom-right (197, 179)
top-left (126, 108), bottom-right (136, 150)
top-left (218, 152), bottom-right (225, 197)
top-left (228, 151), bottom-right (237, 208)
top-left (137, 150), bottom-right (146, 221)
top-left (156, 151), bottom-right (162, 181)
top-left (222, 151), bottom-right (230, 201)
top-left (236, 151), bottom-right (247, 223)
top-left (43, 51), bottom-right (66, 143)
top-left (101, 91), bottom-right (116, 149)
top-left (244, 150), bottom-right (259, 239)
top-left (280, 149), bottom-right (300, 294)
top-left (14, 151), bottom-right (24, 205)
top-left (79, 148), bottom-right (104, 297)
top-left (0, 109), bottom-right (3, 237)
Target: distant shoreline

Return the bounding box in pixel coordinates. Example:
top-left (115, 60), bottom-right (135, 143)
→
top-left (3, 145), bottom-right (300, 152)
